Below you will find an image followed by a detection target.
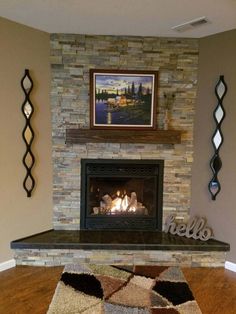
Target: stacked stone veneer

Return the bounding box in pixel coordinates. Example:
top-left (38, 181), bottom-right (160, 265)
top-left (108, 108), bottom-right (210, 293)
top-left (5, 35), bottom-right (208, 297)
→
top-left (15, 249), bottom-right (226, 267)
top-left (50, 34), bottom-right (199, 230)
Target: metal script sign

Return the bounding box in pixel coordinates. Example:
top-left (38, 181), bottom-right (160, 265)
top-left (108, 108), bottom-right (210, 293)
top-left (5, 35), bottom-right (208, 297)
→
top-left (164, 214), bottom-right (213, 241)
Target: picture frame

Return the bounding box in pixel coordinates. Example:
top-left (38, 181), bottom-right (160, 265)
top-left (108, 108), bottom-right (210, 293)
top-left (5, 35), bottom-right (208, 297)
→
top-left (90, 69), bottom-right (158, 130)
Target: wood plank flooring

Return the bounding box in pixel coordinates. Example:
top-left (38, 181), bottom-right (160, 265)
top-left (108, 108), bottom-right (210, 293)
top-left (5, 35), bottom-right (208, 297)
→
top-left (0, 266), bottom-right (235, 314)
top-left (183, 267), bottom-right (236, 314)
top-left (0, 266), bottom-right (62, 314)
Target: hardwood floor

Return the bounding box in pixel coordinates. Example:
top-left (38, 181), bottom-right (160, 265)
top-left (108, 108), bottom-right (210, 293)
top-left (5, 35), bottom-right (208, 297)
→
top-left (0, 266), bottom-right (235, 314)
top-left (183, 267), bottom-right (236, 314)
top-left (0, 266), bottom-right (62, 314)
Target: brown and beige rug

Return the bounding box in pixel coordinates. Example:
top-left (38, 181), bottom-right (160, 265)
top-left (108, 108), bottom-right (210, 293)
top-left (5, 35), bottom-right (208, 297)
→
top-left (47, 264), bottom-right (202, 313)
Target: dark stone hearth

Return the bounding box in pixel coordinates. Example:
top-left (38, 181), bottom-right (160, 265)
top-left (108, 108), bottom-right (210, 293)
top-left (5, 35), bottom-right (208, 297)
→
top-left (11, 229), bottom-right (230, 251)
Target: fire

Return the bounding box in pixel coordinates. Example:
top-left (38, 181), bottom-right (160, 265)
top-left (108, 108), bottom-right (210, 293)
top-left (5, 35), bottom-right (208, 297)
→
top-left (93, 190), bottom-right (148, 215)
top-left (111, 192), bottom-right (131, 212)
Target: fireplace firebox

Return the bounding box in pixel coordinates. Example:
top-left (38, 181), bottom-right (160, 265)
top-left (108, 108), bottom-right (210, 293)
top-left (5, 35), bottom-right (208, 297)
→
top-left (80, 159), bottom-right (164, 230)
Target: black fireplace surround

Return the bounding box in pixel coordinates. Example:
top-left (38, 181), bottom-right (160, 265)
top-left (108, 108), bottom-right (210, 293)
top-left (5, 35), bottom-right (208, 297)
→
top-left (80, 159), bottom-right (164, 230)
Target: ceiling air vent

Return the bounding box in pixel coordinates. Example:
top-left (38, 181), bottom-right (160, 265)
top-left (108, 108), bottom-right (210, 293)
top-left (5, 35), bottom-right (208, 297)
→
top-left (172, 17), bottom-right (208, 32)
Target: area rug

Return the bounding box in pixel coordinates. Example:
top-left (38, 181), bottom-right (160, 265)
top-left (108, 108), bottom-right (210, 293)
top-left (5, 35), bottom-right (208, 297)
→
top-left (47, 264), bottom-right (202, 313)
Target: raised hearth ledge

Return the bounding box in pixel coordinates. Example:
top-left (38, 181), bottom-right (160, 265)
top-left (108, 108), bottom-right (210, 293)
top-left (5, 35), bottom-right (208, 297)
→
top-left (11, 230), bottom-right (229, 267)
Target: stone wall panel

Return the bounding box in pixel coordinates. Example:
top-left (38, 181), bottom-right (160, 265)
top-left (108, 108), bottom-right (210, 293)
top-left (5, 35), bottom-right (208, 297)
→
top-left (50, 34), bottom-right (199, 229)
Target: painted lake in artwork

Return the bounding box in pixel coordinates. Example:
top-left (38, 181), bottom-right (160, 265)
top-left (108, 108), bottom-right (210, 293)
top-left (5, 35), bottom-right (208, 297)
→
top-left (95, 100), bottom-right (152, 126)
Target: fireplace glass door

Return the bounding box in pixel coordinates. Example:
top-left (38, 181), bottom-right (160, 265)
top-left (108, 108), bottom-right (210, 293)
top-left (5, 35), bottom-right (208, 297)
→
top-left (80, 159), bottom-right (164, 230)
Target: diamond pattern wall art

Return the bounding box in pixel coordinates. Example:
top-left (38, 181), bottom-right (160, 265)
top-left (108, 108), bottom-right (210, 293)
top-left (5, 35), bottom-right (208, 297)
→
top-left (209, 75), bottom-right (227, 200)
top-left (21, 69), bottom-right (35, 197)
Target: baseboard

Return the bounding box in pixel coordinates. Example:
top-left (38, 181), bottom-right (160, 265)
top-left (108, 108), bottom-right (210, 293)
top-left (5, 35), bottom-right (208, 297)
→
top-left (0, 259), bottom-right (16, 272)
top-left (225, 261), bottom-right (236, 273)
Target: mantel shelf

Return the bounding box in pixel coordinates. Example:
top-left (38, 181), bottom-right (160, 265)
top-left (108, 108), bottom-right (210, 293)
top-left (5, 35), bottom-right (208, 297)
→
top-left (66, 128), bottom-right (182, 144)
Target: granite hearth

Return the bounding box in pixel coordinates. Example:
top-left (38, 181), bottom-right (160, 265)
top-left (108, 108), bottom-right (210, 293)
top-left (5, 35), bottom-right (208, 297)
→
top-left (11, 230), bottom-right (229, 267)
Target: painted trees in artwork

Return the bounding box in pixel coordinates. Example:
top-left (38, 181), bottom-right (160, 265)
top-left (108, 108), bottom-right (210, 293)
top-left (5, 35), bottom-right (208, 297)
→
top-left (96, 81), bottom-right (152, 102)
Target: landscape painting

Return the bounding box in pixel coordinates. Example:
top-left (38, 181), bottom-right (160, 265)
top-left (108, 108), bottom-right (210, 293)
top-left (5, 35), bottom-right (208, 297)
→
top-left (90, 70), bottom-right (158, 129)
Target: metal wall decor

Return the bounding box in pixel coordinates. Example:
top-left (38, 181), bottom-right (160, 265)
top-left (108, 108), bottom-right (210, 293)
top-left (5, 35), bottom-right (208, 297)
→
top-left (21, 69), bottom-right (35, 197)
top-left (208, 75), bottom-right (227, 200)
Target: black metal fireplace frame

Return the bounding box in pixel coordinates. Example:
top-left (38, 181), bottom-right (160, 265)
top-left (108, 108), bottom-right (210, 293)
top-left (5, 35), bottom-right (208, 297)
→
top-left (80, 159), bottom-right (164, 231)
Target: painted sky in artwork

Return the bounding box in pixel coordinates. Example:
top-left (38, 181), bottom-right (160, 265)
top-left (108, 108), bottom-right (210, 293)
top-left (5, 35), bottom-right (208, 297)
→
top-left (95, 73), bottom-right (154, 94)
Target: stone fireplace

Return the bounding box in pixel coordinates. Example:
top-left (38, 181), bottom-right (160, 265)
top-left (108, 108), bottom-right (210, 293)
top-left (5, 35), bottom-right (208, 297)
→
top-left (80, 159), bottom-right (164, 230)
top-left (11, 34), bottom-right (230, 267)
top-left (50, 34), bottom-right (199, 231)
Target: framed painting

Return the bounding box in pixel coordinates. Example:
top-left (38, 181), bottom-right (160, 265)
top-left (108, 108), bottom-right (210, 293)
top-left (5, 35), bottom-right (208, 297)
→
top-left (90, 69), bottom-right (158, 130)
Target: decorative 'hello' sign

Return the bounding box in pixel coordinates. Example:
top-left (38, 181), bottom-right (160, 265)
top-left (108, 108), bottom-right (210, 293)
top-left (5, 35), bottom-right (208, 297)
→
top-left (164, 214), bottom-right (213, 241)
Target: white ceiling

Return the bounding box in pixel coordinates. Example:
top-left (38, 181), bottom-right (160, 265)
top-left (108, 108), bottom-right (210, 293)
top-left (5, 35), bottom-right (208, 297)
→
top-left (1, 0), bottom-right (236, 38)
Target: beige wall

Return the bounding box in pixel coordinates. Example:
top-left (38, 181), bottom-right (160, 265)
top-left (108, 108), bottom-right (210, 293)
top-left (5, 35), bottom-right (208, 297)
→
top-left (191, 29), bottom-right (236, 262)
top-left (0, 17), bottom-right (53, 263)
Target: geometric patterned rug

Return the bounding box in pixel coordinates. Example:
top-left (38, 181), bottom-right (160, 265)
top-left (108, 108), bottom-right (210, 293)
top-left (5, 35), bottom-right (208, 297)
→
top-left (47, 264), bottom-right (202, 313)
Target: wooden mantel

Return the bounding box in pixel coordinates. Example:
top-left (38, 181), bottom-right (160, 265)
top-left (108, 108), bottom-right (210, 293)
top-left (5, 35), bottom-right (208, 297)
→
top-left (66, 128), bottom-right (182, 144)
